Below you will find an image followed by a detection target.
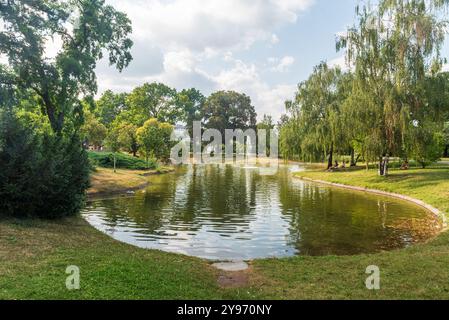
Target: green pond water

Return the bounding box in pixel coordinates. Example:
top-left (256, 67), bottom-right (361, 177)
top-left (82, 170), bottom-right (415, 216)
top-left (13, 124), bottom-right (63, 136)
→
top-left (82, 164), bottom-right (442, 260)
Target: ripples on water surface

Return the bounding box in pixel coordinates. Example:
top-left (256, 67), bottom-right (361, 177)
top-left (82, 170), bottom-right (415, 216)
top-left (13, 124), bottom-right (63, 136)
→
top-left (83, 164), bottom-right (441, 260)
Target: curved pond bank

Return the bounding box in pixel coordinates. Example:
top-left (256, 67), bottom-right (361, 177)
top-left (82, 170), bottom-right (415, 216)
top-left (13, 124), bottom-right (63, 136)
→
top-left (296, 175), bottom-right (447, 228)
top-left (3, 165), bottom-right (449, 299)
top-left (83, 164), bottom-right (443, 260)
top-left (87, 167), bottom-right (174, 200)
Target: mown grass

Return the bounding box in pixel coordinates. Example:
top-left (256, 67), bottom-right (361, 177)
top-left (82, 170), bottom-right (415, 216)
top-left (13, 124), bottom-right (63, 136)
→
top-left (0, 217), bottom-right (227, 299)
top-left (296, 167), bottom-right (449, 214)
top-left (2, 166), bottom-right (449, 299)
top-left (88, 167), bottom-right (174, 196)
top-left (88, 168), bottom-right (150, 195)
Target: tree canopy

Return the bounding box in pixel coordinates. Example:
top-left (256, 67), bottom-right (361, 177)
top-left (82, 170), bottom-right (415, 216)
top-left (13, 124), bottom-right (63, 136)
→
top-left (126, 82), bottom-right (181, 125)
top-left (202, 90), bottom-right (257, 138)
top-left (279, 0), bottom-right (449, 172)
top-left (0, 0), bottom-right (133, 133)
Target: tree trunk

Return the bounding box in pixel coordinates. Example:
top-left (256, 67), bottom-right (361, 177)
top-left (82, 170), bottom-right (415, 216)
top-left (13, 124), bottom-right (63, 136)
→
top-left (384, 155), bottom-right (389, 176)
top-left (444, 145), bottom-right (449, 158)
top-left (327, 144), bottom-right (334, 170)
top-left (350, 148), bottom-right (357, 167)
top-left (379, 155), bottom-right (389, 176)
top-left (113, 154), bottom-right (117, 173)
top-left (379, 157), bottom-right (384, 176)
top-left (132, 141), bottom-right (138, 157)
top-left (43, 96), bottom-right (64, 134)
top-left (364, 152), bottom-right (369, 171)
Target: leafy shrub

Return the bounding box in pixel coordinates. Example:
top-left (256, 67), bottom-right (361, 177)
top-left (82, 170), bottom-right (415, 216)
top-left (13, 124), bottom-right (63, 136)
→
top-left (88, 151), bottom-right (157, 170)
top-left (0, 110), bottom-right (90, 218)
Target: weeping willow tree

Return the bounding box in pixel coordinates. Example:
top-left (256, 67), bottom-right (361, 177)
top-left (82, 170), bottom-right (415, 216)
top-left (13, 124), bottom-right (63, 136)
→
top-left (282, 63), bottom-right (348, 169)
top-left (337, 0), bottom-right (449, 175)
top-left (279, 101), bottom-right (303, 161)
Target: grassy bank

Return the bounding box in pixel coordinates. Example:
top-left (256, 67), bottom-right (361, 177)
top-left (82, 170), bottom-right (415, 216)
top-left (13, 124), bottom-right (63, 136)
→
top-left (88, 167), bottom-right (173, 197)
top-left (0, 217), bottom-right (226, 299)
top-left (0, 167), bottom-right (230, 299)
top-left (295, 167), bottom-right (449, 214)
top-left (2, 166), bottom-right (449, 299)
top-left (246, 166), bottom-right (449, 299)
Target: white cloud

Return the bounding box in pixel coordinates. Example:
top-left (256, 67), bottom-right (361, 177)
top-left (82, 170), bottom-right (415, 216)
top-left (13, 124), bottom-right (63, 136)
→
top-left (269, 56), bottom-right (295, 72)
top-left (270, 34), bottom-right (280, 45)
top-left (212, 59), bottom-right (296, 120)
top-left (163, 50), bottom-right (197, 74)
top-left (95, 0), bottom-right (314, 119)
top-left (106, 0), bottom-right (313, 52)
top-left (328, 55), bottom-right (353, 72)
top-left (44, 35), bottom-right (63, 60)
top-left (442, 64), bottom-right (449, 72)
top-left (0, 54), bottom-right (7, 65)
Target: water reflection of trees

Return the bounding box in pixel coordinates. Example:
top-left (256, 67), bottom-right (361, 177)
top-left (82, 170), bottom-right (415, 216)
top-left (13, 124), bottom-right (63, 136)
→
top-left (276, 169), bottom-right (435, 255)
top-left (92, 164), bottom-right (260, 235)
top-left (87, 164), bottom-right (439, 256)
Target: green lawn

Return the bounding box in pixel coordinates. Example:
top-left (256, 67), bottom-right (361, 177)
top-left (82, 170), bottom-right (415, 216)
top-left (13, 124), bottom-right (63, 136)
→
top-left (0, 218), bottom-right (227, 299)
top-left (2, 167), bottom-right (449, 299)
top-left (249, 166), bottom-right (449, 299)
top-left (88, 167), bottom-right (173, 197)
top-left (296, 167), bottom-right (449, 214)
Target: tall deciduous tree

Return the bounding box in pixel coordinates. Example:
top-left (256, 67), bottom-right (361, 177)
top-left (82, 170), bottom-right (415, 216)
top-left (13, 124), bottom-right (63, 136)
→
top-left (288, 63), bottom-right (343, 169)
top-left (0, 0), bottom-right (133, 133)
top-left (257, 114), bottom-right (275, 156)
top-left (126, 82), bottom-right (180, 125)
top-left (136, 118), bottom-right (174, 164)
top-left (116, 121), bottom-right (139, 157)
top-left (177, 88), bottom-right (205, 137)
top-left (95, 90), bottom-right (128, 126)
top-left (442, 122), bottom-right (449, 157)
top-left (80, 109), bottom-right (107, 150)
top-left (202, 90), bottom-right (257, 139)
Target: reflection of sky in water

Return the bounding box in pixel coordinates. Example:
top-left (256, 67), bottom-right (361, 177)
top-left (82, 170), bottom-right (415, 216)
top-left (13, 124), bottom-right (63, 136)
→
top-left (83, 164), bottom-right (442, 260)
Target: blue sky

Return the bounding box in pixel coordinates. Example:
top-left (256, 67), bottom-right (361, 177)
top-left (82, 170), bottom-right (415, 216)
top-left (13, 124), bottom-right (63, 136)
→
top-left (94, 0), bottom-right (448, 120)
top-left (240, 0), bottom-right (359, 85)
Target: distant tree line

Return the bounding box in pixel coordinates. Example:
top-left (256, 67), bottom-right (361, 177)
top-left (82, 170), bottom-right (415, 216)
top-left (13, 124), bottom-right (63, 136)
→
top-left (81, 84), bottom-right (259, 165)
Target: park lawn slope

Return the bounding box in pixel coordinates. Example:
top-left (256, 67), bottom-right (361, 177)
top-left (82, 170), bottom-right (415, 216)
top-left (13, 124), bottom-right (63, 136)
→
top-left (2, 166), bottom-right (449, 299)
top-left (88, 167), bottom-right (174, 197)
top-left (0, 217), bottom-right (226, 299)
top-left (0, 167), bottom-right (251, 300)
top-left (250, 230), bottom-right (449, 299)
top-left (245, 167), bottom-right (449, 299)
top-left (295, 168), bottom-right (449, 214)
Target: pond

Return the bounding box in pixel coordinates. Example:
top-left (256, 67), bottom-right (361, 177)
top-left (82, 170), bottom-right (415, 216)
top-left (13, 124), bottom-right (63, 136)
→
top-left (83, 164), bottom-right (442, 260)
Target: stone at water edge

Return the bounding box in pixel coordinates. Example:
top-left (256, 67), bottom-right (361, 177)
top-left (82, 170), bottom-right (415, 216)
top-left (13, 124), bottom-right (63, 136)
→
top-left (212, 261), bottom-right (249, 272)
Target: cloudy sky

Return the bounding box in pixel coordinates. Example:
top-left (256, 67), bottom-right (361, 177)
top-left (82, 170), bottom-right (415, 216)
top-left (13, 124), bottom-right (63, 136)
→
top-left (94, 0), bottom-right (449, 120)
